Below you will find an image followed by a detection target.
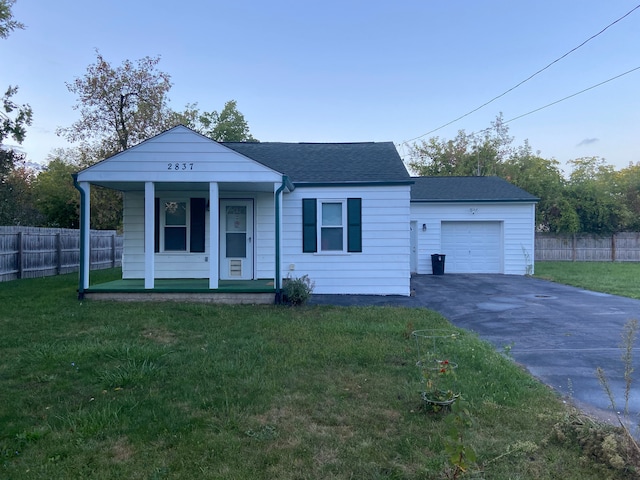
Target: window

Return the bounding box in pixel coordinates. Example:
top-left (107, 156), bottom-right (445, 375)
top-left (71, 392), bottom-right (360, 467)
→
top-left (164, 201), bottom-right (187, 251)
top-left (302, 198), bottom-right (361, 253)
top-left (321, 202), bottom-right (343, 251)
top-left (154, 197), bottom-right (206, 253)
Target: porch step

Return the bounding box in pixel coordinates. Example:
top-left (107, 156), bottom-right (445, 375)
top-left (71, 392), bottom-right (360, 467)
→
top-left (83, 291), bottom-right (276, 304)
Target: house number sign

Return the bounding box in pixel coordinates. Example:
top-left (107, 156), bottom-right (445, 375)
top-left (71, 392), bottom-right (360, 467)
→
top-left (167, 162), bottom-right (195, 171)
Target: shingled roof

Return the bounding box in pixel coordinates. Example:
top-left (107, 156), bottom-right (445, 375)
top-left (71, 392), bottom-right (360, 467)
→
top-left (411, 176), bottom-right (539, 203)
top-left (222, 142), bottom-right (411, 183)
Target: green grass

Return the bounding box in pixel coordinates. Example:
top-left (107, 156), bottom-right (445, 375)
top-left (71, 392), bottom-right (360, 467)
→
top-left (535, 261), bottom-right (640, 299)
top-left (0, 269), bottom-right (635, 479)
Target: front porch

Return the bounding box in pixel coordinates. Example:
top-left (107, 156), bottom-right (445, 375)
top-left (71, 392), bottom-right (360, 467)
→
top-left (83, 278), bottom-right (277, 304)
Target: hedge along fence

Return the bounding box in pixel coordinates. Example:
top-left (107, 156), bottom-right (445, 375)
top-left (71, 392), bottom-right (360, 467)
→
top-left (0, 226), bottom-right (123, 282)
top-left (535, 232), bottom-right (640, 262)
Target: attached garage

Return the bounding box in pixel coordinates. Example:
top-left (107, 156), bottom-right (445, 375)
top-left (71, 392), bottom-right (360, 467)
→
top-left (410, 177), bottom-right (538, 275)
top-left (441, 221), bottom-right (503, 273)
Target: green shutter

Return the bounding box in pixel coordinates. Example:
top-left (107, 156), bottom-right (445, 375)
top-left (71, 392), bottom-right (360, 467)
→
top-left (190, 198), bottom-right (206, 253)
top-left (347, 198), bottom-right (362, 252)
top-left (302, 198), bottom-right (317, 252)
top-left (154, 197), bottom-right (160, 253)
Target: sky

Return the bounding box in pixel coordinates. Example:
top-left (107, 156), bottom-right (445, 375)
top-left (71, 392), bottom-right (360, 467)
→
top-left (1, 0), bottom-right (639, 173)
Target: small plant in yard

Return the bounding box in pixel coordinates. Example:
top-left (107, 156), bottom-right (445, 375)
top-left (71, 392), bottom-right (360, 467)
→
top-left (283, 274), bottom-right (314, 305)
top-left (442, 398), bottom-right (477, 479)
top-left (421, 359), bottom-right (460, 408)
top-left (595, 318), bottom-right (640, 471)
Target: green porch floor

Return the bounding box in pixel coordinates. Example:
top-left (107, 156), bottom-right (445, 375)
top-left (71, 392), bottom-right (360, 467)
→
top-left (87, 278), bottom-right (276, 293)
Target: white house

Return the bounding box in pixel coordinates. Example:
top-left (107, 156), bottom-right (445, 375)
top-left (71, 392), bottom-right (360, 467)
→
top-left (73, 125), bottom-right (413, 301)
top-left (73, 126), bottom-right (538, 302)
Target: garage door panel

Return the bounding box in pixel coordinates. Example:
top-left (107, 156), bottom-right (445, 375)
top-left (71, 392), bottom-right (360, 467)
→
top-left (441, 221), bottom-right (502, 273)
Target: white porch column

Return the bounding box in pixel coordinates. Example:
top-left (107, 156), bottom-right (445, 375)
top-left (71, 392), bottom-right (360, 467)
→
top-left (144, 181), bottom-right (155, 289)
top-left (79, 181), bottom-right (91, 291)
top-left (209, 182), bottom-right (219, 289)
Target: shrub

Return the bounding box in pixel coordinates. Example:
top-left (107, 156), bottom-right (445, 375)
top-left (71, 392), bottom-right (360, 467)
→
top-left (283, 274), bottom-right (314, 305)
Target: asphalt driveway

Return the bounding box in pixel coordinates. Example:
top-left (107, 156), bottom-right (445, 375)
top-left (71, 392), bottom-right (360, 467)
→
top-left (309, 274), bottom-right (640, 424)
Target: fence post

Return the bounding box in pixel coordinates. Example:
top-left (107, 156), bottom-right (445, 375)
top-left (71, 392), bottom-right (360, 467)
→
top-left (111, 233), bottom-right (116, 268)
top-left (572, 234), bottom-right (577, 262)
top-left (56, 233), bottom-right (62, 274)
top-left (611, 233), bottom-right (616, 262)
top-left (17, 231), bottom-right (23, 279)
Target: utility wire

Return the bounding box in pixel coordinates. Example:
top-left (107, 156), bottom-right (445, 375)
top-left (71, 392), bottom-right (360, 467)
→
top-left (402, 3), bottom-right (640, 145)
top-left (502, 65), bottom-right (640, 125)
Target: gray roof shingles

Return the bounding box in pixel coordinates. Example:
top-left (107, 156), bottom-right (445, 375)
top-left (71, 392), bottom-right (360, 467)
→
top-left (411, 176), bottom-right (539, 202)
top-left (221, 141), bottom-right (411, 183)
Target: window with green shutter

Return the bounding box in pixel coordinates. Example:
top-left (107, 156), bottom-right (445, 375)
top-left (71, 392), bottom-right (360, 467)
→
top-left (302, 198), bottom-right (362, 253)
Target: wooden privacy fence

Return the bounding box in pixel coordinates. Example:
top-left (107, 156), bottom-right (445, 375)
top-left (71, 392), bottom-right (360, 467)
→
top-left (0, 226), bottom-right (123, 282)
top-left (535, 232), bottom-right (640, 262)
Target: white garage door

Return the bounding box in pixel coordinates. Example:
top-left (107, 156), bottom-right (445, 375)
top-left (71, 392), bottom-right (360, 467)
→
top-left (441, 221), bottom-right (503, 273)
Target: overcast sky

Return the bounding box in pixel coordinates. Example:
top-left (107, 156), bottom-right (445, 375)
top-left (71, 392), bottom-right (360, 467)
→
top-left (1, 0), bottom-right (639, 173)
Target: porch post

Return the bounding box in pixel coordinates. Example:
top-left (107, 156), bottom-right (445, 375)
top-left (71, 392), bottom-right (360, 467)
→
top-left (79, 181), bottom-right (91, 292)
top-left (144, 181), bottom-right (155, 289)
top-left (209, 182), bottom-right (219, 289)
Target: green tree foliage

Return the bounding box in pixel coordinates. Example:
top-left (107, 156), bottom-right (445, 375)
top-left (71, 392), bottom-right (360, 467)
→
top-left (173, 100), bottom-right (258, 142)
top-left (566, 157), bottom-right (630, 234)
top-left (499, 142), bottom-right (579, 233)
top-left (0, 0), bottom-right (23, 39)
top-left (408, 114), bottom-right (511, 176)
top-left (617, 162), bottom-right (640, 231)
top-left (57, 51), bottom-right (173, 154)
top-left (0, 161), bottom-right (41, 225)
top-left (32, 158), bottom-right (79, 228)
top-left (34, 148), bottom-right (123, 230)
top-left (1, 2), bottom-right (33, 226)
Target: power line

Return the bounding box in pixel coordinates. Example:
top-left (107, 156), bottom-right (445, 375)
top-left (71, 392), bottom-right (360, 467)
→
top-left (402, 3), bottom-right (640, 145)
top-left (502, 65), bottom-right (640, 125)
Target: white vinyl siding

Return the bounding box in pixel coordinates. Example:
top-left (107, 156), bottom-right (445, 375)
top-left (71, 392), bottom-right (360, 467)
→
top-left (281, 185), bottom-right (411, 295)
top-left (122, 191), bottom-right (275, 280)
top-left (410, 202), bottom-right (536, 275)
top-left (77, 127), bottom-right (282, 185)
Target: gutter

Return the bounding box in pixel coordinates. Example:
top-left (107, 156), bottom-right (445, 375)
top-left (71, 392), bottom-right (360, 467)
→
top-left (72, 173), bottom-right (86, 300)
top-left (274, 175), bottom-right (292, 304)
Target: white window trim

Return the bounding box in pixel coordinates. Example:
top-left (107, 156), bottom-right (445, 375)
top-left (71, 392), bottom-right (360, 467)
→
top-left (317, 199), bottom-right (348, 253)
top-left (160, 198), bottom-right (191, 253)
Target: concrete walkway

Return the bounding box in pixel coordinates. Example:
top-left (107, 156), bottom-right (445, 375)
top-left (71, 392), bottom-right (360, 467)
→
top-left (309, 274), bottom-right (640, 425)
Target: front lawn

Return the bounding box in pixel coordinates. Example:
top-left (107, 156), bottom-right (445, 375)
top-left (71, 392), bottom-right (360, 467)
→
top-left (0, 269), bottom-right (635, 478)
top-left (535, 261), bottom-right (640, 299)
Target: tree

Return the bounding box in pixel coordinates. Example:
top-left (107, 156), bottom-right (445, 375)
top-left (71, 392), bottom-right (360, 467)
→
top-left (173, 100), bottom-right (258, 142)
top-left (57, 51), bottom-right (173, 154)
top-left (408, 114), bottom-right (512, 176)
top-left (35, 147), bottom-right (123, 230)
top-left (0, 0), bottom-right (23, 39)
top-left (617, 162), bottom-right (640, 231)
top-left (1, 1), bottom-right (33, 226)
top-left (499, 142), bottom-right (578, 233)
top-left (32, 157), bottom-right (79, 228)
top-left (0, 160), bottom-right (41, 225)
top-left (566, 157), bottom-right (630, 234)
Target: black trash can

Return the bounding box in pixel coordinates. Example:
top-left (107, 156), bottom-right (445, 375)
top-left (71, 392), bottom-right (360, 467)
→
top-left (431, 254), bottom-right (446, 275)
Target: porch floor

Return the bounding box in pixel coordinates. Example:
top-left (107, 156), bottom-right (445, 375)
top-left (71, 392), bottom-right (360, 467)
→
top-left (87, 278), bottom-right (275, 293)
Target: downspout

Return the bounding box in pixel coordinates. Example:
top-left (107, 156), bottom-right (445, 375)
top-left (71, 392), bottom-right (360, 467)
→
top-left (274, 175), bottom-right (289, 304)
top-left (72, 173), bottom-right (86, 300)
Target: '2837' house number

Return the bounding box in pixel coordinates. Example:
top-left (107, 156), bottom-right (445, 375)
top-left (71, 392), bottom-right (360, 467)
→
top-left (167, 162), bottom-right (194, 171)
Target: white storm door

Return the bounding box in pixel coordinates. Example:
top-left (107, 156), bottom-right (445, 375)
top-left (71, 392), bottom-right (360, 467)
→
top-left (220, 200), bottom-right (254, 280)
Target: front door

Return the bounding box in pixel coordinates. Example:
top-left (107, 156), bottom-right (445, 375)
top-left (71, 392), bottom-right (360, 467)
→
top-left (220, 199), bottom-right (254, 280)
